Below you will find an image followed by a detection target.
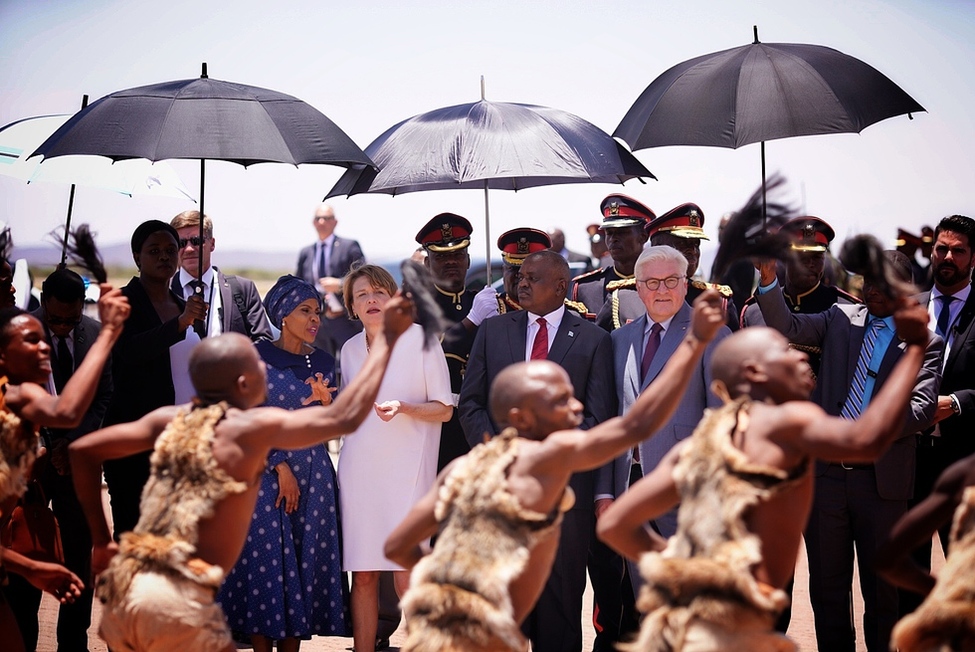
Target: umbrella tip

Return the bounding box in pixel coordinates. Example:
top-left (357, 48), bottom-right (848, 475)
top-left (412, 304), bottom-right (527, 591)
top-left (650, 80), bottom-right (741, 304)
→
top-left (480, 75), bottom-right (485, 101)
top-left (80, 94), bottom-right (89, 109)
top-left (201, 62), bottom-right (208, 79)
top-left (753, 25), bottom-right (760, 44)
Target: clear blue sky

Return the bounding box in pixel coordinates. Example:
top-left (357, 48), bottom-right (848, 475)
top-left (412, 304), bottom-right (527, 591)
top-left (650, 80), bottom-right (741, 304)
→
top-left (1, 0), bottom-right (973, 270)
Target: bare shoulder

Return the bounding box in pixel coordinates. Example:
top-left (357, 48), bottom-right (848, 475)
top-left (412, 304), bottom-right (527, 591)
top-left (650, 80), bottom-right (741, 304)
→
top-left (751, 400), bottom-right (825, 440)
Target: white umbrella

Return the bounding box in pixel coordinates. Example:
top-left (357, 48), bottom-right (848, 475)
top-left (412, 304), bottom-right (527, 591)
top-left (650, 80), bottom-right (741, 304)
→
top-left (0, 114), bottom-right (195, 200)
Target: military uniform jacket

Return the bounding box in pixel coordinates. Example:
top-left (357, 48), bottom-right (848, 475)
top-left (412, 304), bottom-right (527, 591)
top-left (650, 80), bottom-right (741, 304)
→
top-left (572, 266), bottom-right (643, 332)
top-left (435, 285), bottom-right (476, 469)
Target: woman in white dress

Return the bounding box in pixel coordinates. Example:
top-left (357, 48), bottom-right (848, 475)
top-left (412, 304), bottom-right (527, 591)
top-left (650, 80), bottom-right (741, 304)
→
top-left (337, 264), bottom-right (452, 652)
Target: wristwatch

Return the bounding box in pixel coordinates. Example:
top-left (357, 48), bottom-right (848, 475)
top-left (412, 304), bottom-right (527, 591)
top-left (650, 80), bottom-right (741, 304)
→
top-left (949, 393), bottom-right (962, 416)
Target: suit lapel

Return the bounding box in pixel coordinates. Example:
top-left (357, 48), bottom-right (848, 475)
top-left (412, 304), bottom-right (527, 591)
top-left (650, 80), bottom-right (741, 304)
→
top-left (644, 304), bottom-right (690, 388)
top-left (547, 312), bottom-right (582, 364)
top-left (625, 315), bottom-right (647, 397)
top-left (845, 306), bottom-right (868, 388)
top-left (507, 311), bottom-right (529, 362)
top-left (945, 291), bottom-right (975, 371)
top-left (217, 271), bottom-right (233, 331)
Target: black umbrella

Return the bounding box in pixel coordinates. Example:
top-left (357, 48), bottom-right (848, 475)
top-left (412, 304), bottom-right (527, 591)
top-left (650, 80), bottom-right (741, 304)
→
top-left (326, 85), bottom-right (654, 282)
top-left (33, 63), bottom-right (375, 281)
top-left (614, 27), bottom-right (924, 219)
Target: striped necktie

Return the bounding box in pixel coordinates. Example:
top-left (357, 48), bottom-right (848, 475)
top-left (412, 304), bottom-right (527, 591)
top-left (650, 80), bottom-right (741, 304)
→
top-left (840, 318), bottom-right (886, 419)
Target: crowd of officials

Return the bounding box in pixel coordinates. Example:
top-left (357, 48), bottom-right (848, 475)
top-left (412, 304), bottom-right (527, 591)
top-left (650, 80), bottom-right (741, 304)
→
top-left (0, 195), bottom-right (972, 652)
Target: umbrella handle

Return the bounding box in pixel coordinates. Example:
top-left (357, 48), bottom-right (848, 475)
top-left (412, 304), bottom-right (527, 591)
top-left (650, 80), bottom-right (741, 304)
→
top-left (61, 94), bottom-right (89, 266)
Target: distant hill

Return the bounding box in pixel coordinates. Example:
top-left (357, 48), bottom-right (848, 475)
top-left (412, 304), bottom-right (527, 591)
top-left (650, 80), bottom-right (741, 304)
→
top-left (11, 242), bottom-right (298, 276)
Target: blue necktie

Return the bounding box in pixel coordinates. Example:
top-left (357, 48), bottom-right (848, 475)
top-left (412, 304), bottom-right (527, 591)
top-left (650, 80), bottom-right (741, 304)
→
top-left (317, 242), bottom-right (328, 278)
top-left (936, 294), bottom-right (956, 339)
top-left (840, 319), bottom-right (885, 419)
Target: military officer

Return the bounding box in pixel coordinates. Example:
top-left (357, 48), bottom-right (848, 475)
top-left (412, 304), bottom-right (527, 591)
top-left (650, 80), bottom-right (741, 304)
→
top-left (647, 202), bottom-right (738, 331)
top-left (572, 194), bottom-right (654, 331)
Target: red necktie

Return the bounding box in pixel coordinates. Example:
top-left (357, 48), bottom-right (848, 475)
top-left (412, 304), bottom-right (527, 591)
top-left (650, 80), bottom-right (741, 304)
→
top-left (530, 317), bottom-right (548, 360)
top-left (640, 322), bottom-right (663, 382)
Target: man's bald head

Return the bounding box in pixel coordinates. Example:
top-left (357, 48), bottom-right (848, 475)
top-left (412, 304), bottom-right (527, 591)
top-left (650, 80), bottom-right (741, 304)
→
top-left (189, 333), bottom-right (266, 407)
top-left (711, 327), bottom-right (813, 403)
top-left (487, 360), bottom-right (584, 439)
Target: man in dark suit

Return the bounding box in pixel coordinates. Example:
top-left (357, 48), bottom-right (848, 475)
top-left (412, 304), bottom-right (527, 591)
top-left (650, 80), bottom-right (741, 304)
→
top-left (571, 194), bottom-right (653, 331)
top-left (910, 214), bottom-right (975, 606)
top-left (459, 250), bottom-right (616, 652)
top-left (647, 203), bottom-right (738, 330)
top-left (169, 211), bottom-right (272, 343)
top-left (753, 251), bottom-right (943, 652)
top-left (549, 227), bottom-right (594, 273)
top-left (295, 203), bottom-right (365, 357)
top-left (5, 267), bottom-right (113, 652)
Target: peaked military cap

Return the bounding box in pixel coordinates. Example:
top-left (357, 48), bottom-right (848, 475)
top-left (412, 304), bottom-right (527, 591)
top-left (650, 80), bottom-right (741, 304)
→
top-left (599, 194), bottom-right (656, 229)
top-left (646, 202), bottom-right (709, 240)
top-left (497, 228), bottom-right (552, 266)
top-left (415, 213), bottom-right (473, 253)
top-left (780, 216), bottom-right (835, 252)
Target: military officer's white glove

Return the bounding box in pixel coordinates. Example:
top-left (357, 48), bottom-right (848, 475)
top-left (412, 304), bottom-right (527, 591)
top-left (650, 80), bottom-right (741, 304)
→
top-left (467, 285), bottom-right (500, 326)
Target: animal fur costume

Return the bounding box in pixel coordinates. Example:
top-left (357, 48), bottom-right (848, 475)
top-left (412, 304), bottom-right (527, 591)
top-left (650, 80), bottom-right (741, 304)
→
top-left (0, 377), bottom-right (38, 503)
top-left (400, 427), bottom-right (575, 652)
top-left (891, 486), bottom-right (975, 652)
top-left (627, 396), bottom-right (802, 652)
top-left (97, 403), bottom-right (247, 605)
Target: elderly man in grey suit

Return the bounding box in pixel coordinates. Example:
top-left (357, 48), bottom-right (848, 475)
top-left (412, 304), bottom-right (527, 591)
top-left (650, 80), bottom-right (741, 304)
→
top-left (753, 250), bottom-right (943, 652)
top-left (610, 245), bottom-right (731, 539)
top-left (459, 250), bottom-right (616, 652)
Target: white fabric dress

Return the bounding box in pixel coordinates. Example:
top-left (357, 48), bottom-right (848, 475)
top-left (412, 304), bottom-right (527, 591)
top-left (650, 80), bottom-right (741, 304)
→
top-left (338, 324), bottom-right (452, 571)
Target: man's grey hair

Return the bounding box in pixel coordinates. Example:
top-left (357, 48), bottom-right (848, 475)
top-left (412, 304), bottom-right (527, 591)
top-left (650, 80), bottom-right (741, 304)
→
top-left (635, 245), bottom-right (689, 277)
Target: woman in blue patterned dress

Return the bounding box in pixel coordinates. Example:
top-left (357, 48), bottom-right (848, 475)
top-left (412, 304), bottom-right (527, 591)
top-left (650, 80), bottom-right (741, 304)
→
top-left (219, 275), bottom-right (349, 652)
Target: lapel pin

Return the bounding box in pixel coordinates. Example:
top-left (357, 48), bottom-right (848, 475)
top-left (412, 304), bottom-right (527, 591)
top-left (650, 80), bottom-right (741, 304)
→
top-left (568, 331), bottom-right (575, 338)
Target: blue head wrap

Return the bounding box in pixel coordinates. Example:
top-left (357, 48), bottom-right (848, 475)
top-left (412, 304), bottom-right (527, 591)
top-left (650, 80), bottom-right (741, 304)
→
top-left (263, 275), bottom-right (321, 330)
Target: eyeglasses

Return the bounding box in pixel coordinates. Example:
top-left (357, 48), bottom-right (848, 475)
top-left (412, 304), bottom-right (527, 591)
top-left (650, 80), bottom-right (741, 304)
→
top-left (178, 236), bottom-right (207, 248)
top-left (315, 216), bottom-right (336, 222)
top-left (46, 315), bottom-right (82, 327)
top-left (637, 275), bottom-right (685, 291)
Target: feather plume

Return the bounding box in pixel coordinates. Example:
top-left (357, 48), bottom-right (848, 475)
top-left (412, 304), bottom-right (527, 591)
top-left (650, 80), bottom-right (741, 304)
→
top-left (400, 260), bottom-right (446, 348)
top-left (710, 175), bottom-right (798, 280)
top-left (0, 225), bottom-right (13, 264)
top-left (51, 224), bottom-right (107, 283)
top-left (838, 234), bottom-right (916, 298)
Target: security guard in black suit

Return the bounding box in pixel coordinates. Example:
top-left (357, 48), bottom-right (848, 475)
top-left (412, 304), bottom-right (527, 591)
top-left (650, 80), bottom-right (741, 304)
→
top-left (740, 216), bottom-right (860, 377)
top-left (572, 194), bottom-right (654, 332)
top-left (647, 202), bottom-right (738, 331)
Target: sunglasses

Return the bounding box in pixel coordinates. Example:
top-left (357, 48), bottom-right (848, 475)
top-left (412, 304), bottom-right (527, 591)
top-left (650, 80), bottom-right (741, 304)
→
top-left (178, 236), bottom-right (208, 248)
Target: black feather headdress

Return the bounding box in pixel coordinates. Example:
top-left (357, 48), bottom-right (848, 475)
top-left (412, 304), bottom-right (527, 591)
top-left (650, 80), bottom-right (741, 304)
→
top-left (400, 260), bottom-right (446, 348)
top-left (838, 234), bottom-right (916, 299)
top-left (710, 175), bottom-right (799, 280)
top-left (50, 224), bottom-right (107, 283)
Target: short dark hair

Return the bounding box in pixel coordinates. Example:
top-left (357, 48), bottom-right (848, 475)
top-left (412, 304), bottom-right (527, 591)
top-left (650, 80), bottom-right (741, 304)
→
top-left (934, 215), bottom-right (975, 248)
top-left (41, 268), bottom-right (86, 304)
top-left (131, 220), bottom-right (179, 255)
top-left (0, 306), bottom-right (26, 347)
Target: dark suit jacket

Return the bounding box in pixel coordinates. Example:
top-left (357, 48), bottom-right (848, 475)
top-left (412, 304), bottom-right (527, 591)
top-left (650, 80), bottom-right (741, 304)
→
top-left (170, 268), bottom-right (272, 341)
top-left (103, 278), bottom-right (187, 427)
top-left (756, 288), bottom-right (943, 500)
top-left (295, 235), bottom-right (364, 285)
top-left (32, 311), bottom-right (112, 442)
top-left (458, 308), bottom-right (617, 510)
top-left (919, 289), bottom-right (975, 458)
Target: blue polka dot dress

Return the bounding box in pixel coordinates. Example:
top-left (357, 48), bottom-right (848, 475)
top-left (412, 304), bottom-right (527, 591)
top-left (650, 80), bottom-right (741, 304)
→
top-left (218, 340), bottom-right (350, 639)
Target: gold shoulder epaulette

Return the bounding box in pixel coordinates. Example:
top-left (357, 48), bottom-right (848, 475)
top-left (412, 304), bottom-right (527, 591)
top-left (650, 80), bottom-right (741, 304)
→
top-left (691, 279), bottom-right (733, 298)
top-left (606, 277), bottom-right (636, 291)
top-left (563, 299), bottom-right (588, 314)
top-left (572, 268), bottom-right (604, 283)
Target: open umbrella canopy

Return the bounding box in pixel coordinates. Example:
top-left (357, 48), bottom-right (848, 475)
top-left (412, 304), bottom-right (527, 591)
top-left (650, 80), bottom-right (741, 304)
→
top-left (327, 99), bottom-right (654, 198)
top-left (614, 33), bottom-right (925, 151)
top-left (0, 114), bottom-right (194, 200)
top-left (32, 69), bottom-right (375, 169)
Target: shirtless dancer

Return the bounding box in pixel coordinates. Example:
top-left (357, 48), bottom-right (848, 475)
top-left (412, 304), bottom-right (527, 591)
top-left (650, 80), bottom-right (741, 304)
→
top-left (596, 300), bottom-right (931, 652)
top-left (69, 293), bottom-right (415, 652)
top-left (383, 290), bottom-right (726, 652)
top-left (876, 451), bottom-right (975, 651)
top-left (0, 284), bottom-right (130, 652)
